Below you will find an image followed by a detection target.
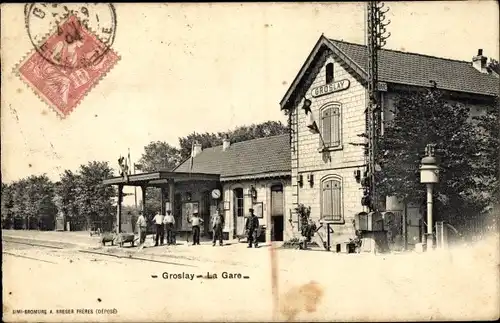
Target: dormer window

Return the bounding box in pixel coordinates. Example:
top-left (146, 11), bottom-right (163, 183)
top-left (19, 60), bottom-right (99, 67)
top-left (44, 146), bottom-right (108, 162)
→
top-left (326, 63), bottom-right (334, 84)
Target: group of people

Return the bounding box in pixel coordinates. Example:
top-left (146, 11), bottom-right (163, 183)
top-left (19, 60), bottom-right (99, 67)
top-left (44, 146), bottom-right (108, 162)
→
top-left (135, 208), bottom-right (228, 247)
top-left (135, 210), bottom-right (176, 246)
top-left (186, 208), bottom-right (225, 246)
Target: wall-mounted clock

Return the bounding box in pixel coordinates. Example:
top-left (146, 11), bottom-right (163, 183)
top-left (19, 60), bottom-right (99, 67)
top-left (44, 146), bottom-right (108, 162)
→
top-left (211, 189), bottom-right (221, 199)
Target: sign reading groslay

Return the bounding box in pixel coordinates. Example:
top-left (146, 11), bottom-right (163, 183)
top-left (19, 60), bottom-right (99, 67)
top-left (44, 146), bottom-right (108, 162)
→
top-left (311, 79), bottom-right (350, 98)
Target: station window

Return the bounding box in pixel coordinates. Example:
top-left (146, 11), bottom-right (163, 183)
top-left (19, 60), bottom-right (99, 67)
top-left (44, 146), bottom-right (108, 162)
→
top-left (320, 103), bottom-right (342, 148)
top-left (233, 188), bottom-right (244, 217)
top-left (326, 63), bottom-right (334, 84)
top-left (321, 177), bottom-right (343, 222)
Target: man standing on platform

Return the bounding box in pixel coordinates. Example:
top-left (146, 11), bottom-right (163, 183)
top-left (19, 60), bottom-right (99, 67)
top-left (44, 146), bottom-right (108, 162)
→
top-left (164, 210), bottom-right (176, 245)
top-left (153, 210), bottom-right (165, 246)
top-left (188, 212), bottom-right (204, 245)
top-left (136, 211), bottom-right (147, 245)
top-left (245, 208), bottom-right (260, 248)
top-left (212, 209), bottom-right (224, 246)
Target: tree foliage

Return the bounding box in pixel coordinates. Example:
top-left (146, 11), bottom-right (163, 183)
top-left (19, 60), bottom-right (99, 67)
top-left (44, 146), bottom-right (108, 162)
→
top-left (2, 175), bottom-right (57, 229)
top-left (23, 175), bottom-right (58, 230)
top-left (378, 88), bottom-right (499, 226)
top-left (54, 170), bottom-right (81, 218)
top-left (73, 161), bottom-right (116, 230)
top-left (487, 59), bottom-right (500, 75)
top-left (134, 142), bottom-right (181, 219)
top-left (3, 161), bottom-right (117, 231)
top-left (473, 97), bottom-right (500, 206)
top-left (135, 141), bottom-right (181, 172)
top-left (1, 183), bottom-right (14, 228)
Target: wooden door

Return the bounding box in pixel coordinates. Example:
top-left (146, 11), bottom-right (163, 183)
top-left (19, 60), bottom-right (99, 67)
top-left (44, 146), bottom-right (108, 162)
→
top-left (201, 191), bottom-right (211, 236)
top-left (406, 207), bottom-right (422, 246)
top-left (233, 188), bottom-right (245, 236)
top-left (271, 184), bottom-right (284, 241)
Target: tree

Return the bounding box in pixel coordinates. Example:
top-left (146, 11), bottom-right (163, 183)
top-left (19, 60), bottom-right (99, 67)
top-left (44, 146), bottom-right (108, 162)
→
top-left (178, 132), bottom-right (221, 161)
top-left (178, 120), bottom-right (288, 160)
top-left (1, 183), bottom-right (14, 228)
top-left (54, 170), bottom-right (81, 220)
top-left (74, 161), bottom-right (116, 231)
top-left (134, 142), bottom-right (181, 220)
top-left (378, 88), bottom-right (499, 228)
top-left (473, 97), bottom-right (500, 207)
top-left (22, 175), bottom-right (57, 230)
top-left (10, 179), bottom-right (28, 228)
top-left (228, 120), bottom-right (289, 142)
top-left (135, 141), bottom-right (181, 172)
top-left (487, 59), bottom-right (500, 76)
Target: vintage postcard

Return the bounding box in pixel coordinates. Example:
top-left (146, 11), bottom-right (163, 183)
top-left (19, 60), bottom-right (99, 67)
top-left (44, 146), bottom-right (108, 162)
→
top-left (2, 2), bottom-right (499, 322)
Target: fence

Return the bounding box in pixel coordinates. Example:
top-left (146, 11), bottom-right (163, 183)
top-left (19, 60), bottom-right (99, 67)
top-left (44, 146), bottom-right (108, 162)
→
top-left (2, 216), bottom-right (55, 231)
top-left (457, 214), bottom-right (499, 242)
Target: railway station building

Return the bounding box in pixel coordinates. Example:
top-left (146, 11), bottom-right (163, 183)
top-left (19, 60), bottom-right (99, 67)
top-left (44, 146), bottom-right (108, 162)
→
top-left (104, 35), bottom-right (498, 249)
top-left (103, 135), bottom-right (292, 243)
top-left (280, 35), bottom-right (498, 249)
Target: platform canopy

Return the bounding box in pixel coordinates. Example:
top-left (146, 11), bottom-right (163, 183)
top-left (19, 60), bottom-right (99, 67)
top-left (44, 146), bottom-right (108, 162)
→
top-left (102, 171), bottom-right (220, 188)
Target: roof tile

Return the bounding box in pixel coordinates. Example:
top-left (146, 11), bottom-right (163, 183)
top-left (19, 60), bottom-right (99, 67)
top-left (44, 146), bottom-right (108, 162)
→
top-left (329, 39), bottom-right (499, 96)
top-left (173, 134), bottom-right (291, 179)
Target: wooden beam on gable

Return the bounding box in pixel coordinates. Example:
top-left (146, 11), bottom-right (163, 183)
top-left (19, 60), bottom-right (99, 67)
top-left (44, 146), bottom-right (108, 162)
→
top-left (280, 35), bottom-right (370, 112)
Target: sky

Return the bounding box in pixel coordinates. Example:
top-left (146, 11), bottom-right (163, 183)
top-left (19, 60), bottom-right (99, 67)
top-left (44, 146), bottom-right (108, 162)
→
top-left (2, 1), bottom-right (499, 186)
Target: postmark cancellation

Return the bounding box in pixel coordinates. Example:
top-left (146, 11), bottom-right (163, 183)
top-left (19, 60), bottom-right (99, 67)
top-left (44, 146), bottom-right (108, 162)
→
top-left (16, 5), bottom-right (120, 118)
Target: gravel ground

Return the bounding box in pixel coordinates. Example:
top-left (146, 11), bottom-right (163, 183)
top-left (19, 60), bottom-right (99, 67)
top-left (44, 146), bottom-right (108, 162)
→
top-left (2, 232), bottom-right (499, 322)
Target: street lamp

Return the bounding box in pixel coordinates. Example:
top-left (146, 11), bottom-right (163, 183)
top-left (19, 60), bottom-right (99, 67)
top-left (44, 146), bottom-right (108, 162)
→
top-left (420, 144), bottom-right (439, 251)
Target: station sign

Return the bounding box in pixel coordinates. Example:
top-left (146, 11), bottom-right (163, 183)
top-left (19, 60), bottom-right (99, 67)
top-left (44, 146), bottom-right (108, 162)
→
top-left (311, 79), bottom-right (350, 98)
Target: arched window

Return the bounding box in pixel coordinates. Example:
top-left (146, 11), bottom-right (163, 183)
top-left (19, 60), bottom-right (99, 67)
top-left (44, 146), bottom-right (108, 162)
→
top-left (321, 177), bottom-right (343, 222)
top-left (233, 188), bottom-right (244, 217)
top-left (326, 63), bottom-right (334, 84)
top-left (320, 103), bottom-right (342, 148)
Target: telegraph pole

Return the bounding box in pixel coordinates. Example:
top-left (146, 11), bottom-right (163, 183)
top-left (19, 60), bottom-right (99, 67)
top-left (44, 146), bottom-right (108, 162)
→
top-left (133, 163), bottom-right (138, 210)
top-left (362, 1), bottom-right (391, 212)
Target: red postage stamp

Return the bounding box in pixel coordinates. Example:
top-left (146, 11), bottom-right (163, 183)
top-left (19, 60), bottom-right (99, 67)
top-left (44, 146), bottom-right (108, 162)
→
top-left (16, 14), bottom-right (120, 118)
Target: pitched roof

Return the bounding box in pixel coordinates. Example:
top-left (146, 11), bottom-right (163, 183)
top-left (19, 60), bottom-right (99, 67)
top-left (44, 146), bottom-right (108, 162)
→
top-left (280, 35), bottom-right (499, 109)
top-left (173, 134), bottom-right (291, 180)
top-left (328, 38), bottom-right (499, 97)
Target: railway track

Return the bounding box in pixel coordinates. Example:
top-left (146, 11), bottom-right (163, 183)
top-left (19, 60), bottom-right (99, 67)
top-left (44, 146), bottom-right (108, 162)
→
top-left (2, 237), bottom-right (197, 268)
top-left (77, 249), bottom-right (198, 267)
top-left (3, 251), bottom-right (57, 264)
top-left (2, 238), bottom-right (66, 264)
top-left (2, 238), bottom-right (65, 249)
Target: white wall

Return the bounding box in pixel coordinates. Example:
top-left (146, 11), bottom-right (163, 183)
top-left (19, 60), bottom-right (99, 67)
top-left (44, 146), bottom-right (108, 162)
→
top-left (222, 178), bottom-right (291, 240)
top-left (289, 52), bottom-right (368, 245)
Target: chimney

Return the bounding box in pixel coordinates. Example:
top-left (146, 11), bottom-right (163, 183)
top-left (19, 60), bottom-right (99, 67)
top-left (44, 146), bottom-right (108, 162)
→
top-left (192, 142), bottom-right (202, 158)
top-left (222, 136), bottom-right (230, 151)
top-left (472, 49), bottom-right (488, 73)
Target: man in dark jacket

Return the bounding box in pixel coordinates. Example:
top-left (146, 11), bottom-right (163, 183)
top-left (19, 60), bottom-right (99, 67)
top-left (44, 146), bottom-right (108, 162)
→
top-left (245, 208), bottom-right (260, 248)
